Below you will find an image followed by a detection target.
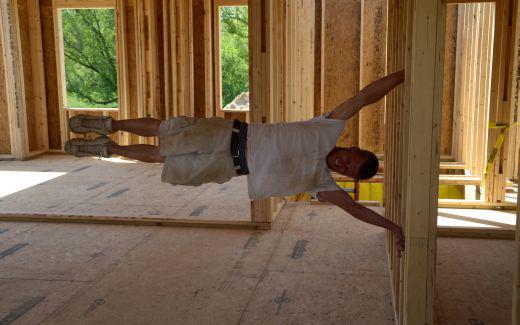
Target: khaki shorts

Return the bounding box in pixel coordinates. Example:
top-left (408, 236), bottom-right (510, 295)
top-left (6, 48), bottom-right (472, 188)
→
top-left (159, 116), bottom-right (237, 186)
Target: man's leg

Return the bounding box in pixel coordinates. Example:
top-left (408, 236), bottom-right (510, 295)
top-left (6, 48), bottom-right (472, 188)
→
top-left (112, 118), bottom-right (162, 137)
top-left (108, 144), bottom-right (165, 163)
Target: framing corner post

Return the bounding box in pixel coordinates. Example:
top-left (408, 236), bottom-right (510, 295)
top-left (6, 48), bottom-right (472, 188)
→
top-left (0, 0), bottom-right (29, 159)
top-left (514, 167), bottom-right (520, 324)
top-left (402, 0), bottom-right (445, 324)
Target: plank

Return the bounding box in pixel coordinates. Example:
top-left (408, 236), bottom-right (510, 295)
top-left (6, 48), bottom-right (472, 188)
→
top-left (0, 5), bottom-right (11, 156)
top-left (0, 213), bottom-right (260, 230)
top-left (0, 0), bottom-right (29, 159)
top-left (401, 0), bottom-right (445, 323)
top-left (437, 227), bottom-right (515, 239)
top-left (27, 0), bottom-right (49, 152)
top-left (514, 166), bottom-right (520, 324)
top-left (438, 199), bottom-right (517, 210)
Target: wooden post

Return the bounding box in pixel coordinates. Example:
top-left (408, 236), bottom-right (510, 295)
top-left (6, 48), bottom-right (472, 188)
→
top-left (402, 0), bottom-right (445, 323)
top-left (485, 0), bottom-right (513, 203)
top-left (0, 0), bottom-right (29, 159)
top-left (314, 0), bottom-right (324, 117)
top-left (508, 0), bottom-right (520, 181)
top-left (204, 0), bottom-right (213, 118)
top-left (27, 0), bottom-right (49, 153)
top-left (514, 167), bottom-right (520, 324)
top-left (359, 0), bottom-right (387, 154)
top-left (116, 0), bottom-right (130, 145)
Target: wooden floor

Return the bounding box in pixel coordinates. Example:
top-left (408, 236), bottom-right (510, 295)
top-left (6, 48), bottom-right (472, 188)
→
top-left (0, 203), bottom-right (395, 324)
top-left (0, 154), bottom-right (251, 223)
top-left (436, 237), bottom-right (515, 324)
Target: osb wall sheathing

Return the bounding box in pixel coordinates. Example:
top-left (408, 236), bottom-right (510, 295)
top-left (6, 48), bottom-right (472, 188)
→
top-left (323, 0), bottom-right (360, 148)
top-left (323, 0), bottom-right (455, 156)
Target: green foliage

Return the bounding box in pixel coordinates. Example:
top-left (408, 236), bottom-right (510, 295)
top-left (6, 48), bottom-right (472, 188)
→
top-left (62, 9), bottom-right (118, 108)
top-left (220, 6), bottom-right (249, 107)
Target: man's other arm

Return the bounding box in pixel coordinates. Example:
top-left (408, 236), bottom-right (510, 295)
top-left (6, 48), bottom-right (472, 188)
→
top-left (328, 70), bottom-right (405, 121)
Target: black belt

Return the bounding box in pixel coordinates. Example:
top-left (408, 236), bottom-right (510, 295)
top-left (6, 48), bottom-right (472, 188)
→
top-left (231, 119), bottom-right (249, 175)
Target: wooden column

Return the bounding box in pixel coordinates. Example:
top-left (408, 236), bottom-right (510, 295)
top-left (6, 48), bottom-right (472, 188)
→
top-left (485, 0), bottom-right (514, 202)
top-left (175, 0), bottom-right (194, 117)
top-left (385, 0), bottom-right (445, 323)
top-left (514, 167), bottom-right (520, 324)
top-left (249, 0), bottom-right (307, 226)
top-left (0, 0), bottom-right (29, 159)
top-left (512, 0), bottom-right (520, 322)
top-left (402, 0), bottom-right (445, 323)
top-left (314, 0), bottom-right (325, 117)
top-left (507, 0), bottom-right (520, 181)
top-left (359, 0), bottom-right (386, 154)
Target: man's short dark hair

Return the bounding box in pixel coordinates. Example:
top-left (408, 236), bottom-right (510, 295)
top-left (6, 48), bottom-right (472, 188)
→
top-left (357, 150), bottom-right (379, 180)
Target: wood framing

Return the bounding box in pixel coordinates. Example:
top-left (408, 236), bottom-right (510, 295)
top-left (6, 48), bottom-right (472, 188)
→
top-left (514, 167), bottom-right (520, 324)
top-left (485, 0), bottom-right (515, 202)
top-left (402, 1), bottom-right (445, 323)
top-left (508, 0), bottom-right (520, 181)
top-left (385, 0), bottom-right (445, 323)
top-left (0, 0), bottom-right (29, 159)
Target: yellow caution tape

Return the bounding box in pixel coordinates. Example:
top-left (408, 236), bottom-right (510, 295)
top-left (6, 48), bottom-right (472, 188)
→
top-left (483, 122), bottom-right (520, 182)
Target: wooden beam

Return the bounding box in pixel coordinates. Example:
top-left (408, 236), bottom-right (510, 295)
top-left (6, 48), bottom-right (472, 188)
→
top-left (175, 0), bottom-right (194, 117)
top-left (27, 0), bottom-right (49, 153)
top-left (507, 0), bottom-right (520, 181)
top-left (0, 0), bottom-right (29, 159)
top-left (437, 227), bottom-right (515, 239)
top-left (313, 0), bottom-right (324, 117)
top-left (204, 0), bottom-right (213, 117)
top-left (401, 0), bottom-right (445, 323)
top-left (438, 199), bottom-right (517, 209)
top-left (0, 213), bottom-right (260, 230)
top-left (116, 0), bottom-right (130, 145)
top-left (514, 167), bottom-right (520, 324)
top-left (248, 0), bottom-right (289, 224)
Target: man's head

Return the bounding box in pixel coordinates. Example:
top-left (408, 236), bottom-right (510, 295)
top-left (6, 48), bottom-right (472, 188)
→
top-left (326, 147), bottom-right (379, 180)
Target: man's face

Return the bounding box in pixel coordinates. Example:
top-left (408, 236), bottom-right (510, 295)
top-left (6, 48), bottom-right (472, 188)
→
top-left (326, 147), bottom-right (364, 179)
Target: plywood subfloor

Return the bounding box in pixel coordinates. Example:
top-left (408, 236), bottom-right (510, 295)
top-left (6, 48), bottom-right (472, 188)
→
top-left (0, 154), bottom-right (251, 222)
top-left (0, 203), bottom-right (395, 324)
top-left (436, 237), bottom-right (515, 325)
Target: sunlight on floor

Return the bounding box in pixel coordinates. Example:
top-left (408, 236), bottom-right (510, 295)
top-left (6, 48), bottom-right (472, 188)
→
top-left (438, 208), bottom-right (516, 229)
top-left (95, 157), bottom-right (137, 164)
top-left (0, 171), bottom-right (67, 198)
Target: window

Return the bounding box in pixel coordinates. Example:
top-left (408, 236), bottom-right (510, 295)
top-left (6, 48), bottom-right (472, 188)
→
top-left (54, 1), bottom-right (119, 110)
top-left (214, 1), bottom-right (249, 111)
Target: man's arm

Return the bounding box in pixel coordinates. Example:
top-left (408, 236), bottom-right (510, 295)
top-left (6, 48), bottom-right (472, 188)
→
top-left (318, 190), bottom-right (405, 254)
top-left (328, 70), bottom-right (405, 120)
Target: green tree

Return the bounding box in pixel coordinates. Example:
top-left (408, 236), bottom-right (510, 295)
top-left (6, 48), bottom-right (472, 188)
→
top-left (62, 9), bottom-right (118, 107)
top-left (220, 6), bottom-right (249, 107)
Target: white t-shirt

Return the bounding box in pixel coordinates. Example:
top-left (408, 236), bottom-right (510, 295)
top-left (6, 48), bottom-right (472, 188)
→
top-left (246, 116), bottom-right (345, 199)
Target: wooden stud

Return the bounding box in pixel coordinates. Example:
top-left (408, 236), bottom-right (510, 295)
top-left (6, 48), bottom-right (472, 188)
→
top-left (402, 0), bottom-right (446, 322)
top-left (26, 0), bottom-right (50, 153)
top-left (514, 168), bottom-right (520, 325)
top-left (0, 0), bottom-right (29, 159)
top-left (0, 8), bottom-right (11, 156)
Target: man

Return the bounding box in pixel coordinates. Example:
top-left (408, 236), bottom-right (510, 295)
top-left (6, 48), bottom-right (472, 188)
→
top-left (65, 70), bottom-right (405, 253)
